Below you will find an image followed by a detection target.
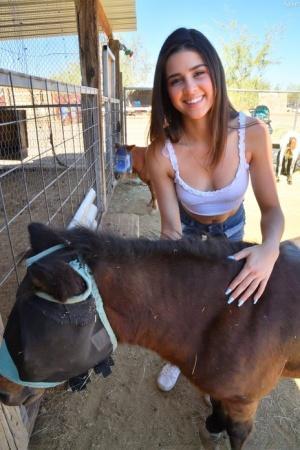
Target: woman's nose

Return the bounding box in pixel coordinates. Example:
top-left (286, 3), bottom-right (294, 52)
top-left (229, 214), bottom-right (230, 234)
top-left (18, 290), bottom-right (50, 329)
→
top-left (183, 77), bottom-right (198, 95)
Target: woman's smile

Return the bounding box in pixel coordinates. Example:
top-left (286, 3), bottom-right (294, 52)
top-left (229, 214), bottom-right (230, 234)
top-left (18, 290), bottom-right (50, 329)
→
top-left (184, 95), bottom-right (205, 106)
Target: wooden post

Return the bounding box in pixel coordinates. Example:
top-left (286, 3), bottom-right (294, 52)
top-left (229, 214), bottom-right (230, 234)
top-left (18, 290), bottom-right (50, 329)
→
top-left (75, 0), bottom-right (109, 214)
top-left (108, 38), bottom-right (123, 143)
top-left (108, 39), bottom-right (121, 99)
top-left (0, 314), bottom-right (29, 449)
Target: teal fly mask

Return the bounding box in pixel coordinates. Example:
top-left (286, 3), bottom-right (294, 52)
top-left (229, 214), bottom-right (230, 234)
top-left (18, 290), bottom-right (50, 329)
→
top-left (0, 244), bottom-right (117, 391)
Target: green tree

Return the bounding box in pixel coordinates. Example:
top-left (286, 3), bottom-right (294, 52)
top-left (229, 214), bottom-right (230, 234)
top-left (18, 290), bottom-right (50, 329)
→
top-left (50, 36), bottom-right (153, 89)
top-left (222, 21), bottom-right (278, 89)
top-left (221, 22), bottom-right (279, 110)
top-left (118, 36), bottom-right (153, 87)
top-left (50, 61), bottom-right (81, 84)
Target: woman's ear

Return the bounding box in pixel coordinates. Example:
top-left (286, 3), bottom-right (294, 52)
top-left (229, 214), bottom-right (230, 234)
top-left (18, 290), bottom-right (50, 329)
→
top-left (28, 261), bottom-right (86, 302)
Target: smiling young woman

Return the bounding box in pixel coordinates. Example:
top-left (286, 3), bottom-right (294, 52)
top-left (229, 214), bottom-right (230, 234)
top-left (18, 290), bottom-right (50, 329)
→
top-left (147, 27), bottom-right (284, 392)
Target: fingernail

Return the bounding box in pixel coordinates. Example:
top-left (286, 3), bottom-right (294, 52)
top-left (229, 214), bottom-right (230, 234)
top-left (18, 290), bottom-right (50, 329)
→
top-left (227, 296), bottom-right (235, 304)
top-left (253, 297), bottom-right (259, 305)
top-left (238, 299), bottom-right (246, 307)
top-left (227, 255), bottom-right (236, 260)
top-left (225, 288), bottom-right (232, 295)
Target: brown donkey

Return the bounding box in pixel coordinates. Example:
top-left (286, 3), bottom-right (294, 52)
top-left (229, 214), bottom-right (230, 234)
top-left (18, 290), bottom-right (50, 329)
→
top-left (115, 143), bottom-right (157, 209)
top-left (0, 224), bottom-right (299, 450)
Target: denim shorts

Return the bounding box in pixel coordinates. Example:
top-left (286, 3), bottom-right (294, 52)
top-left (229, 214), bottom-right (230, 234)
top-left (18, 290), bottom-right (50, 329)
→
top-left (180, 203), bottom-right (245, 241)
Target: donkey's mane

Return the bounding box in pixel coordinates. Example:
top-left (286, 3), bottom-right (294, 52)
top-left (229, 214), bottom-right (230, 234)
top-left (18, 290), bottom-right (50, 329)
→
top-left (61, 227), bottom-right (252, 268)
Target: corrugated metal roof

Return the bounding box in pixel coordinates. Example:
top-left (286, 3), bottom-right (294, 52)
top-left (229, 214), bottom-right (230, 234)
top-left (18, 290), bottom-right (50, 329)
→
top-left (0, 0), bottom-right (136, 40)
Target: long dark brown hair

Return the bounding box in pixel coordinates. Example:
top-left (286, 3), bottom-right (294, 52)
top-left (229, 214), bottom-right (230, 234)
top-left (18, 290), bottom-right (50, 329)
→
top-left (150, 28), bottom-right (238, 166)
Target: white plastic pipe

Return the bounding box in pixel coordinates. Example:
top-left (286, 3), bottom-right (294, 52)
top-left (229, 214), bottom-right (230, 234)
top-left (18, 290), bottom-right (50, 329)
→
top-left (68, 188), bottom-right (97, 229)
top-left (85, 204), bottom-right (98, 230)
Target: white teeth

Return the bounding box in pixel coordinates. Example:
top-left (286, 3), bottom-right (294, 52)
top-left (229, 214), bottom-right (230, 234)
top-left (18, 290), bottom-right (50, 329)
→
top-left (185, 96), bottom-right (203, 104)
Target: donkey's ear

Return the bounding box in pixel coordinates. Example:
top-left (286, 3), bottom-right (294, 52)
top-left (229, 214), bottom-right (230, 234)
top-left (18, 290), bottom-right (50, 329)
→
top-left (28, 261), bottom-right (86, 302)
top-left (28, 222), bottom-right (65, 253)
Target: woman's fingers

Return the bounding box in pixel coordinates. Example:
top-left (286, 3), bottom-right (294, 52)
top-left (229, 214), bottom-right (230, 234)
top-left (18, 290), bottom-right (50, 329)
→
top-left (225, 244), bottom-right (279, 307)
top-left (253, 278), bottom-right (268, 304)
top-left (226, 267), bottom-right (252, 293)
top-left (227, 275), bottom-right (261, 305)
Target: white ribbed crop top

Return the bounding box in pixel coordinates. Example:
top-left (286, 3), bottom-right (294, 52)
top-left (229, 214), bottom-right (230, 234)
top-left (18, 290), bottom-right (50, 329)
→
top-left (163, 112), bottom-right (250, 216)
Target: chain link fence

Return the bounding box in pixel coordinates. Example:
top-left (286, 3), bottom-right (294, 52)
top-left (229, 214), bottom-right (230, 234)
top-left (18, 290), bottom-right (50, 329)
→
top-left (0, 69), bottom-right (121, 321)
top-left (102, 97), bottom-right (122, 197)
top-left (0, 34), bottom-right (81, 84)
top-left (123, 87), bottom-right (300, 173)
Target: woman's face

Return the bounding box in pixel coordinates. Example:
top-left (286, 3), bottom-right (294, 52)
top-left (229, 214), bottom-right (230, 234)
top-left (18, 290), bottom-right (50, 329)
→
top-left (165, 49), bottom-right (214, 121)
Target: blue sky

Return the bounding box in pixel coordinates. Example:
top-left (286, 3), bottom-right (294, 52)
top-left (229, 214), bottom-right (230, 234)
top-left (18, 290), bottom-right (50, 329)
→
top-left (118, 0), bottom-right (300, 88)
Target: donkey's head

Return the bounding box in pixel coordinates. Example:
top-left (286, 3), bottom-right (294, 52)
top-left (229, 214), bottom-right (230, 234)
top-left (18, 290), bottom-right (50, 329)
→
top-left (114, 143), bottom-right (135, 153)
top-left (0, 223), bottom-right (114, 405)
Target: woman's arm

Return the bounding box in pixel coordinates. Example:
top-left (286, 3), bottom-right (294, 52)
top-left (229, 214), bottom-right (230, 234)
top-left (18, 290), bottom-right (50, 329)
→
top-left (227, 120), bottom-right (284, 305)
top-left (147, 143), bottom-right (182, 239)
top-left (250, 120), bottom-right (284, 246)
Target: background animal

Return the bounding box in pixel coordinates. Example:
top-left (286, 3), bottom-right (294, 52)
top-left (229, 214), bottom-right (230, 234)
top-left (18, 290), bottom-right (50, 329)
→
top-left (115, 143), bottom-right (157, 209)
top-left (1, 223), bottom-right (300, 449)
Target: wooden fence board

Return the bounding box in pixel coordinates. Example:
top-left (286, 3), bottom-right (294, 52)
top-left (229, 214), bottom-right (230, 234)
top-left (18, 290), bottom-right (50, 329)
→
top-left (0, 314), bottom-right (29, 450)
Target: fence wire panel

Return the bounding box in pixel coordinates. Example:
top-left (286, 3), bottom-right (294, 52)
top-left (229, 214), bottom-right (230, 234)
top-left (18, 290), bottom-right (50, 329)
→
top-left (123, 87), bottom-right (300, 147)
top-left (102, 97), bottom-right (121, 202)
top-left (123, 87), bottom-right (151, 146)
top-left (0, 0), bottom-right (81, 84)
top-left (227, 89), bottom-right (300, 143)
top-left (0, 69), bottom-right (105, 318)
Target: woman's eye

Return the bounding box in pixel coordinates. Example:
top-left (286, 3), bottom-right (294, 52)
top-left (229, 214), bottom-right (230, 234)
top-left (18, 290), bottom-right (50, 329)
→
top-left (194, 71), bottom-right (205, 77)
top-left (170, 78), bottom-right (181, 86)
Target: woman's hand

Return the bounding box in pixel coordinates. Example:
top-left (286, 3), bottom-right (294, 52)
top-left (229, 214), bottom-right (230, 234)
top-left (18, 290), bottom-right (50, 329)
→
top-left (226, 243), bottom-right (280, 307)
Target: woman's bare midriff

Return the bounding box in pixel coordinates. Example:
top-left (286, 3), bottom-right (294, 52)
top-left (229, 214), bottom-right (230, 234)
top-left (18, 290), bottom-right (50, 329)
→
top-left (181, 204), bottom-right (240, 225)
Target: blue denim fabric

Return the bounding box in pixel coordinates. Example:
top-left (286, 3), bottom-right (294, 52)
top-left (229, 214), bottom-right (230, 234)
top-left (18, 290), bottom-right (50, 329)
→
top-left (180, 203), bottom-right (245, 241)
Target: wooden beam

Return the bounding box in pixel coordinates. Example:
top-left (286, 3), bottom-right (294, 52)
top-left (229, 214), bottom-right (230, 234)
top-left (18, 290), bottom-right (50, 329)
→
top-left (97, 0), bottom-right (112, 38)
top-left (75, 0), bottom-right (100, 88)
top-left (75, 0), bottom-right (107, 210)
top-left (108, 38), bottom-right (121, 98)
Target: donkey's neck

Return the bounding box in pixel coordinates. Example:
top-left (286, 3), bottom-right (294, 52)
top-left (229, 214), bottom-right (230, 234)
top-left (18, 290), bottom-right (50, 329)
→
top-left (95, 257), bottom-right (233, 373)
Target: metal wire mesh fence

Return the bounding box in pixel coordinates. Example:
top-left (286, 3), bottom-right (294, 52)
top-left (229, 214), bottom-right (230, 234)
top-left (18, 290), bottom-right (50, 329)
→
top-left (227, 89), bottom-right (300, 143)
top-left (123, 86), bottom-right (300, 153)
top-left (0, 34), bottom-right (81, 83)
top-left (102, 97), bottom-right (122, 197)
top-left (0, 69), bottom-right (119, 320)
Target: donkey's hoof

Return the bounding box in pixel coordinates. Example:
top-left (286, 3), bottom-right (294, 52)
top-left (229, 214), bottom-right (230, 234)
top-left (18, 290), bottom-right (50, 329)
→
top-left (206, 414), bottom-right (226, 434)
top-left (203, 393), bottom-right (212, 407)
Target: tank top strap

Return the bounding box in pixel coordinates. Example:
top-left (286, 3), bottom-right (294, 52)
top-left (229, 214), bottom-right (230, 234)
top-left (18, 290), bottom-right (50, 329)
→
top-left (238, 112), bottom-right (246, 161)
top-left (164, 140), bottom-right (180, 177)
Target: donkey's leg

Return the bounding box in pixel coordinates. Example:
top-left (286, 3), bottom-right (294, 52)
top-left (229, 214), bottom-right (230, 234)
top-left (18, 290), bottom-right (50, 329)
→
top-left (147, 182), bottom-right (157, 209)
top-left (223, 399), bottom-right (259, 450)
top-left (205, 398), bottom-right (227, 435)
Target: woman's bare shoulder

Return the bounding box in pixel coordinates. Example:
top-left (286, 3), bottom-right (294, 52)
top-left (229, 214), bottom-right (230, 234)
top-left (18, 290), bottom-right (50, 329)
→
top-left (147, 139), bottom-right (167, 160)
top-left (244, 116), bottom-right (269, 145)
top-left (147, 139), bottom-right (175, 179)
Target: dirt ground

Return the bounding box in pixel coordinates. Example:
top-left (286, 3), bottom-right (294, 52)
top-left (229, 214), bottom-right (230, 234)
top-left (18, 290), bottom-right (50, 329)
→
top-left (27, 175), bottom-right (300, 450)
